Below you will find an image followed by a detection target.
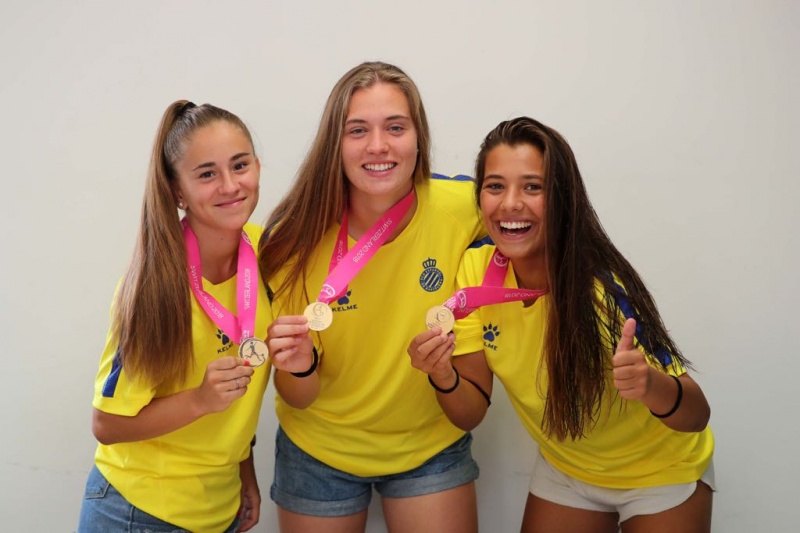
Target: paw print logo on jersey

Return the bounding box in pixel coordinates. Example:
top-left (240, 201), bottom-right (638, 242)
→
top-left (483, 323), bottom-right (501, 351)
top-left (419, 258), bottom-right (444, 292)
top-left (337, 290), bottom-right (352, 305)
top-left (332, 290), bottom-right (358, 313)
top-left (216, 329), bottom-right (234, 354)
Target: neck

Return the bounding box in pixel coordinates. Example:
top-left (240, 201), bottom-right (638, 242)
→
top-left (189, 221), bottom-right (241, 284)
top-left (511, 255), bottom-right (548, 293)
top-left (347, 185), bottom-right (416, 242)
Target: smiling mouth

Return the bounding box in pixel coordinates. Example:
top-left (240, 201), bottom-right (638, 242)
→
top-left (217, 197), bottom-right (246, 207)
top-left (363, 163), bottom-right (397, 172)
top-left (498, 221), bottom-right (533, 236)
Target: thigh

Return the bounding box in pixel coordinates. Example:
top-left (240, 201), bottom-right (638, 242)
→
top-left (621, 481), bottom-right (713, 533)
top-left (520, 493), bottom-right (619, 533)
top-left (278, 507), bottom-right (368, 533)
top-left (382, 482), bottom-right (477, 533)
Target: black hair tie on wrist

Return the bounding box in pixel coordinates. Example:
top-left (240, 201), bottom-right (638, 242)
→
top-left (428, 368), bottom-right (460, 394)
top-left (650, 375), bottom-right (683, 418)
top-left (291, 347), bottom-right (319, 378)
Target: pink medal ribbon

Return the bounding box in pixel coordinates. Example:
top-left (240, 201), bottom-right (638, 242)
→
top-left (426, 249), bottom-right (547, 332)
top-left (182, 218), bottom-right (267, 367)
top-left (303, 188), bottom-right (416, 331)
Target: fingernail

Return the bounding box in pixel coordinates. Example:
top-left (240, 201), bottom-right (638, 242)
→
top-left (243, 360), bottom-right (251, 366)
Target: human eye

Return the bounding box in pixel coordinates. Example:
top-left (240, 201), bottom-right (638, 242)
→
top-left (198, 170), bottom-right (215, 179)
top-left (388, 124), bottom-right (405, 134)
top-left (525, 182), bottom-right (542, 192)
top-left (482, 181), bottom-right (503, 192)
top-left (347, 126), bottom-right (367, 136)
top-left (233, 161), bottom-right (249, 171)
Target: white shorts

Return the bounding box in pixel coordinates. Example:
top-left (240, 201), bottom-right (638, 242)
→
top-left (529, 451), bottom-right (716, 523)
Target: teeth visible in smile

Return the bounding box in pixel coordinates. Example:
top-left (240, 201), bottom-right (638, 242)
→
top-left (364, 163), bottom-right (395, 171)
top-left (500, 221), bottom-right (532, 230)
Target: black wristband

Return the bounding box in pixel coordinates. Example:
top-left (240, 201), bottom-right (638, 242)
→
top-left (428, 368), bottom-right (460, 394)
top-left (291, 347), bottom-right (319, 378)
top-left (650, 375), bottom-right (683, 418)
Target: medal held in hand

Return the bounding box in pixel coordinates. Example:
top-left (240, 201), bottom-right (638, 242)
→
top-left (304, 302), bottom-right (334, 332)
top-left (239, 337), bottom-right (269, 367)
top-left (425, 305), bottom-right (456, 333)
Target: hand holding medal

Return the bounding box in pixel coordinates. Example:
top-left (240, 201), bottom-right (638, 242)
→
top-left (196, 356), bottom-right (255, 413)
top-left (267, 315), bottom-right (318, 373)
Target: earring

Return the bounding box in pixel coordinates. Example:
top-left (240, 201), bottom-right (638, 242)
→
top-left (177, 201), bottom-right (185, 210)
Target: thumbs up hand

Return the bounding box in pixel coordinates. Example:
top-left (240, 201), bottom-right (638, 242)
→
top-left (611, 318), bottom-right (652, 401)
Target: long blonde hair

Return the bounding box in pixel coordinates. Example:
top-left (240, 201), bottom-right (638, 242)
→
top-left (259, 61), bottom-right (431, 308)
top-left (114, 100), bottom-right (254, 388)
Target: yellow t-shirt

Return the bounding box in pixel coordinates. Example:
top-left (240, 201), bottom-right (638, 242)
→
top-left (453, 243), bottom-right (714, 489)
top-left (272, 175), bottom-right (485, 477)
top-left (92, 223), bottom-right (272, 533)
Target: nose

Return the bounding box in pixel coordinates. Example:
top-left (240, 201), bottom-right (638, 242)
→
top-left (218, 170), bottom-right (239, 194)
top-left (501, 188), bottom-right (523, 211)
top-left (366, 130), bottom-right (388, 154)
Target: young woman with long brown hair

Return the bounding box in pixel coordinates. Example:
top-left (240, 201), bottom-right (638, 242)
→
top-left (260, 62), bottom-right (485, 532)
top-left (78, 100), bottom-right (271, 533)
top-left (408, 117), bottom-right (715, 533)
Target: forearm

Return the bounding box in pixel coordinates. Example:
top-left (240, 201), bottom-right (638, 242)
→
top-left (642, 372), bottom-right (710, 432)
top-left (274, 369), bottom-right (320, 409)
top-left (239, 450), bottom-right (256, 485)
top-left (92, 389), bottom-right (206, 445)
top-left (430, 368), bottom-right (489, 431)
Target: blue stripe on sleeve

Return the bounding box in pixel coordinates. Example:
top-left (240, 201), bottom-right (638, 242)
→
top-left (101, 348), bottom-right (123, 397)
top-left (468, 235), bottom-right (495, 249)
top-left (431, 173), bottom-right (474, 182)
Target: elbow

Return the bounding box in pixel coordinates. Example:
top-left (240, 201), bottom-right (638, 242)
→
top-left (691, 405), bottom-right (712, 432)
top-left (283, 395), bottom-right (317, 410)
top-left (450, 410), bottom-right (487, 433)
top-left (91, 409), bottom-right (120, 446)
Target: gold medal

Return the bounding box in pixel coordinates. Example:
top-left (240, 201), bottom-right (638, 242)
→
top-left (238, 337), bottom-right (268, 367)
top-left (426, 305), bottom-right (455, 333)
top-left (304, 302), bottom-right (334, 331)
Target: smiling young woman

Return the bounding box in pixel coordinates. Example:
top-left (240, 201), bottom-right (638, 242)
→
top-left (408, 116), bottom-right (714, 533)
top-left (78, 101), bottom-right (271, 533)
top-left (259, 62), bottom-right (485, 533)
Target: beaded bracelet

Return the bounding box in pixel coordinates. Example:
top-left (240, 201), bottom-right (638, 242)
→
top-left (650, 375), bottom-right (683, 418)
top-left (291, 347), bottom-right (319, 378)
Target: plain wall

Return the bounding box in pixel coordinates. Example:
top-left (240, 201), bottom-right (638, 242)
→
top-left (1, 1), bottom-right (797, 531)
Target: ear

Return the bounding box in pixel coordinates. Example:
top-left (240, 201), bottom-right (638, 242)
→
top-left (172, 184), bottom-right (185, 210)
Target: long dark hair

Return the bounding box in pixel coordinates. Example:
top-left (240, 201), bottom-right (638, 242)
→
top-left (475, 117), bottom-right (689, 440)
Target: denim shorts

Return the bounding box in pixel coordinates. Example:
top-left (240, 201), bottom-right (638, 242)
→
top-left (77, 465), bottom-right (240, 533)
top-left (270, 426), bottom-right (479, 517)
top-left (529, 451), bottom-right (716, 523)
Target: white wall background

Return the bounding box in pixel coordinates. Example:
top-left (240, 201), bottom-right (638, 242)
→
top-left (1, 1), bottom-right (797, 531)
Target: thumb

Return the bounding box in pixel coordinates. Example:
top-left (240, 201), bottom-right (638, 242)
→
top-left (616, 318), bottom-right (637, 353)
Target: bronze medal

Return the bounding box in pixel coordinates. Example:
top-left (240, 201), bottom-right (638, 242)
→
top-left (304, 302), bottom-right (334, 331)
top-left (426, 305), bottom-right (455, 333)
top-left (238, 337), bottom-right (268, 367)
